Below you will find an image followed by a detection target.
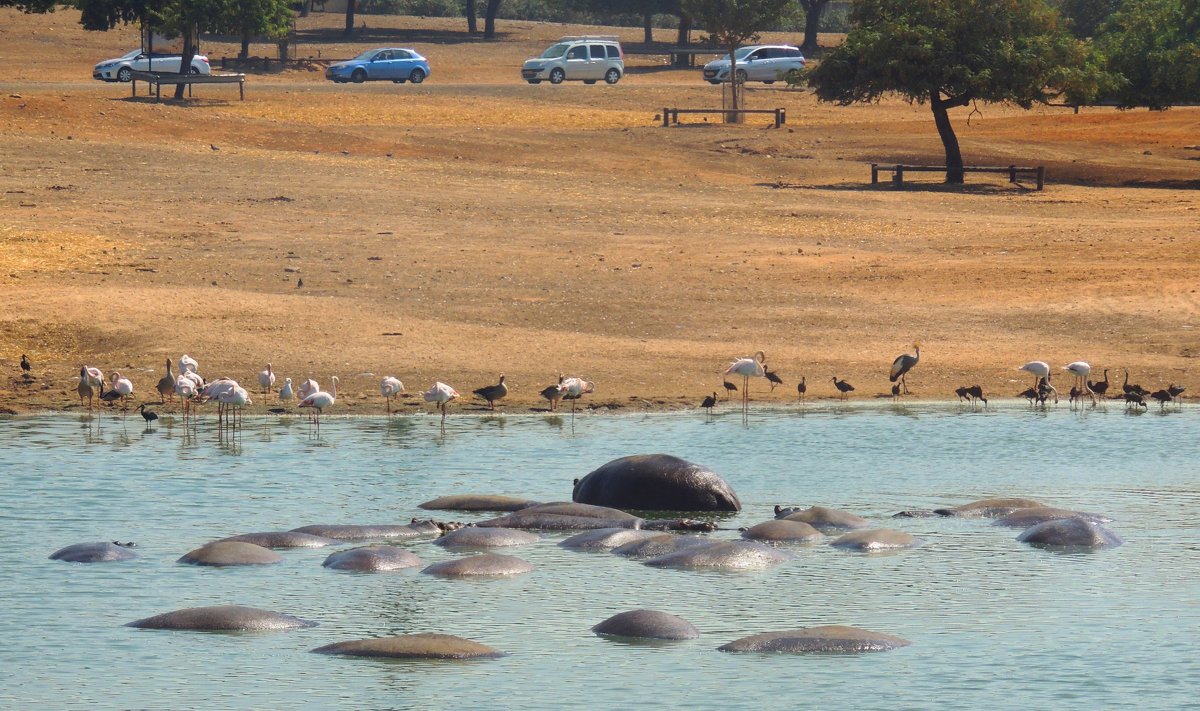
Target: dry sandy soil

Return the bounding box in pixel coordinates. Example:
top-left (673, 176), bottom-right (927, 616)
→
top-left (1, 9), bottom-right (1198, 416)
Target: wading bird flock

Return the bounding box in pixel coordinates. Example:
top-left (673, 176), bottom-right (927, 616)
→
top-left (12, 344), bottom-right (1190, 428)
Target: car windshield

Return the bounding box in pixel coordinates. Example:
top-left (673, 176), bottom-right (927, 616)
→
top-left (353, 49), bottom-right (381, 61)
top-left (119, 49), bottom-right (143, 60)
top-left (540, 43), bottom-right (570, 59)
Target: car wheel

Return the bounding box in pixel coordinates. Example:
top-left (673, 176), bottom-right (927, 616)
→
top-left (351, 69), bottom-right (367, 83)
top-left (409, 68), bottom-right (425, 84)
top-left (583, 80), bottom-right (596, 85)
top-left (735, 69), bottom-right (748, 83)
top-left (117, 67), bottom-right (132, 82)
top-left (190, 66), bottom-right (201, 75)
top-left (527, 80), bottom-right (541, 84)
top-left (549, 68), bottom-right (565, 85)
top-left (763, 80), bottom-right (775, 85)
top-left (706, 79), bottom-right (720, 85)
top-left (604, 68), bottom-right (620, 85)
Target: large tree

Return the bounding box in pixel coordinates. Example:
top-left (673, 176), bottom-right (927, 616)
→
top-left (1096, 0), bottom-right (1200, 108)
top-left (808, 0), bottom-right (1092, 183)
top-left (683, 0), bottom-right (790, 117)
top-left (796, 0), bottom-right (830, 53)
top-left (235, 0), bottom-right (293, 58)
top-left (0, 0), bottom-right (60, 10)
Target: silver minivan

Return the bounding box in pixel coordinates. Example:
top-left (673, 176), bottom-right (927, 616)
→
top-left (521, 37), bottom-right (624, 85)
top-left (702, 45), bottom-right (806, 84)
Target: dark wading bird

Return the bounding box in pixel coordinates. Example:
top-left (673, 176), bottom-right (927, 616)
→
top-left (889, 343), bottom-right (920, 394)
top-left (890, 383), bottom-right (901, 401)
top-left (1123, 391), bottom-right (1147, 409)
top-left (701, 392), bottom-right (718, 414)
top-left (965, 385), bottom-right (988, 407)
top-left (1123, 369), bottom-right (1150, 397)
top-left (472, 374), bottom-right (508, 411)
top-left (1087, 369), bottom-right (1110, 400)
top-left (832, 376), bottom-right (854, 399)
top-left (20, 354), bottom-right (31, 375)
top-left (764, 368), bottom-right (783, 392)
top-left (796, 376), bottom-right (806, 402)
top-left (1168, 383), bottom-right (1186, 405)
top-left (138, 404), bottom-right (159, 430)
top-left (955, 386), bottom-right (971, 402)
top-left (1149, 389), bottom-right (1173, 409)
top-left (722, 380), bottom-right (738, 400)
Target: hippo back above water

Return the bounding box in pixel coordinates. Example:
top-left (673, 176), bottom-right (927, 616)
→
top-left (572, 454), bottom-right (741, 512)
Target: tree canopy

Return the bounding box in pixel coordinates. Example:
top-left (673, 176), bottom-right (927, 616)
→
top-left (807, 0), bottom-right (1093, 183)
top-left (1096, 0), bottom-right (1200, 108)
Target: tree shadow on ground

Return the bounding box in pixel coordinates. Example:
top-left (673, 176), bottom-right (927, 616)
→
top-left (768, 181), bottom-right (1039, 195)
top-left (116, 96), bottom-right (237, 108)
top-left (290, 27), bottom-right (510, 45)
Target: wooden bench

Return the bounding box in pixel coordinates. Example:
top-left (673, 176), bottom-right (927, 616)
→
top-left (130, 71), bottom-right (246, 101)
top-left (662, 107), bottom-right (786, 128)
top-left (624, 47), bottom-right (724, 68)
top-left (871, 163), bottom-right (1045, 190)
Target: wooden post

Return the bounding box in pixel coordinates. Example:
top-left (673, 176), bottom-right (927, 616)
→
top-left (663, 108), bottom-right (669, 127)
top-left (1036, 166), bottom-right (1045, 191)
top-left (1008, 165), bottom-right (1017, 183)
top-left (131, 79), bottom-right (136, 98)
top-left (775, 108), bottom-right (785, 128)
top-left (893, 166), bottom-right (903, 187)
top-left (871, 164), bottom-right (879, 185)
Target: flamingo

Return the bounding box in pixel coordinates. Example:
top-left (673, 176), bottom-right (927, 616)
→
top-left (299, 376), bottom-right (338, 426)
top-left (179, 354), bottom-right (199, 376)
top-left (1019, 361), bottom-right (1051, 389)
top-left (109, 371), bottom-right (134, 410)
top-left (724, 351), bottom-right (766, 411)
top-left (1064, 361), bottom-right (1092, 403)
top-left (257, 363), bottom-right (276, 393)
top-left (217, 384), bottom-right (252, 427)
top-left (890, 343), bottom-right (920, 394)
top-left (423, 381), bottom-right (458, 422)
top-left (175, 374), bottom-right (199, 422)
top-left (381, 376), bottom-right (404, 413)
top-left (298, 378), bottom-right (320, 401)
top-left (155, 358), bottom-right (175, 404)
top-left (561, 377), bottom-right (594, 415)
top-left (473, 374), bottom-right (508, 410)
top-left (279, 378), bottom-right (294, 402)
top-left (200, 378), bottom-right (237, 424)
top-left (76, 366), bottom-right (96, 411)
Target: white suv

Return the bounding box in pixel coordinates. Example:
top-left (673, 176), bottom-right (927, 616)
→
top-left (522, 37), bottom-right (624, 85)
top-left (703, 45), bottom-right (805, 85)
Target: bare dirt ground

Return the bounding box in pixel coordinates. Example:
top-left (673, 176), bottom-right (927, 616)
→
top-left (1, 10), bottom-right (1197, 416)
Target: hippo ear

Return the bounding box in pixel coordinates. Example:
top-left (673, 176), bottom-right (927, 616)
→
top-left (573, 478), bottom-right (580, 485)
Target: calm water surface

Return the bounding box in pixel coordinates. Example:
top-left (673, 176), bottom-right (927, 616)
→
top-left (1, 405), bottom-right (1198, 710)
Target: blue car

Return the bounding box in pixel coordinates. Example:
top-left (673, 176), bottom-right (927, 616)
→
top-left (326, 48), bottom-right (430, 84)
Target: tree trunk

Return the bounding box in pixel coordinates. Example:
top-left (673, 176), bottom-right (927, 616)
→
top-left (643, 12), bottom-right (653, 44)
top-left (483, 0), bottom-right (501, 39)
top-left (240, 33), bottom-right (251, 60)
top-left (800, 0), bottom-right (828, 53)
top-left (174, 26), bottom-right (196, 100)
top-left (465, 0), bottom-right (477, 34)
top-left (931, 91), bottom-right (967, 183)
top-left (673, 14), bottom-right (691, 67)
top-left (344, 0), bottom-right (356, 37)
top-left (727, 44), bottom-right (740, 121)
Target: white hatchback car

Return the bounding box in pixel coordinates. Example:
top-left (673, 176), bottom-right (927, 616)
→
top-left (521, 37), bottom-right (624, 85)
top-left (93, 49), bottom-right (211, 82)
top-left (702, 45), bottom-right (805, 85)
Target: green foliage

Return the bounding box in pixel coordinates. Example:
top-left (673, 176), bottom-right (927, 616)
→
top-left (1050, 0), bottom-right (1124, 37)
top-left (682, 0), bottom-right (790, 49)
top-left (1095, 0), bottom-right (1200, 107)
top-left (234, 0), bottom-right (294, 38)
top-left (808, 0), bottom-right (1094, 107)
